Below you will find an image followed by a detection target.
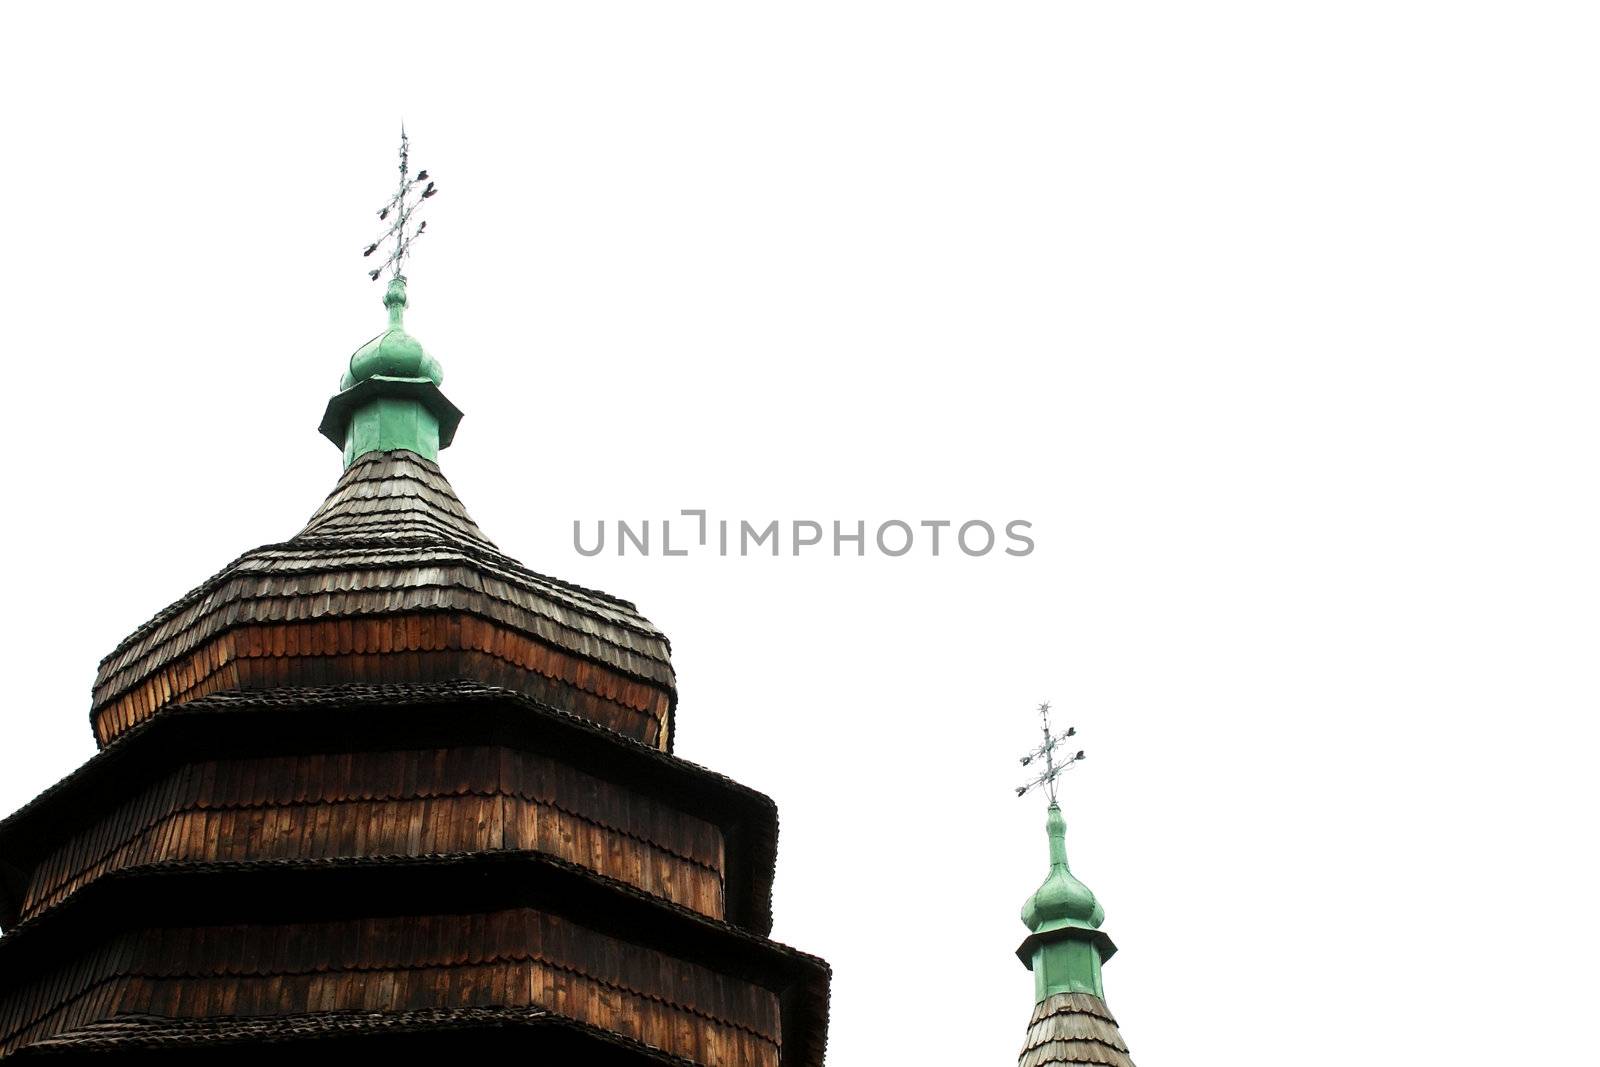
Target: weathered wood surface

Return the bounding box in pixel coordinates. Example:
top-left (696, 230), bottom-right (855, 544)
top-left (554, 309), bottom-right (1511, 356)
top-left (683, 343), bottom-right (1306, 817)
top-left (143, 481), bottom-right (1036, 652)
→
top-left (1018, 993), bottom-right (1135, 1067)
top-left (90, 452), bottom-right (677, 750)
top-left (0, 909), bottom-right (781, 1067)
top-left (0, 445), bottom-right (830, 1064)
top-left (18, 745), bottom-right (726, 924)
top-left (0, 851), bottom-right (830, 1066)
top-left (93, 614), bottom-right (669, 748)
top-left (0, 682), bottom-right (782, 937)
top-left (14, 1007), bottom-right (694, 1063)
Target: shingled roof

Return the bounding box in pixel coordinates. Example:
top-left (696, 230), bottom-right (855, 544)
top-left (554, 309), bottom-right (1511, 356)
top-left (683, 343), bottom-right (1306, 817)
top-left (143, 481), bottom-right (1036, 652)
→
top-left (90, 451), bottom-right (678, 750)
top-left (0, 681), bottom-right (782, 936)
top-left (0, 252), bottom-right (831, 1065)
top-left (1019, 993), bottom-right (1135, 1067)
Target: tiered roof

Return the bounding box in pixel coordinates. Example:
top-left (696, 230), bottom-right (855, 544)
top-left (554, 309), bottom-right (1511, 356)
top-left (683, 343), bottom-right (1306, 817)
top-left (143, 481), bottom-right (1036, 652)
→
top-left (92, 451), bottom-right (677, 751)
top-left (0, 273), bottom-right (828, 1065)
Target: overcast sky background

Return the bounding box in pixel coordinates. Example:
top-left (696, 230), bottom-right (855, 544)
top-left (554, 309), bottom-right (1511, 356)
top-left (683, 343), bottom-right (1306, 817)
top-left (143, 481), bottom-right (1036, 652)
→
top-left (2, 4), bottom-right (1597, 1064)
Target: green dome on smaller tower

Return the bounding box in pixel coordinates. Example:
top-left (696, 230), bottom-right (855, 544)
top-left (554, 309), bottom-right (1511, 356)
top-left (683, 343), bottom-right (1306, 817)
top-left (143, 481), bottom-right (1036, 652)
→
top-left (1015, 800), bottom-right (1116, 1003)
top-left (341, 276), bottom-right (444, 389)
top-left (1021, 804), bottom-right (1105, 935)
top-left (1010, 711), bottom-right (1135, 1065)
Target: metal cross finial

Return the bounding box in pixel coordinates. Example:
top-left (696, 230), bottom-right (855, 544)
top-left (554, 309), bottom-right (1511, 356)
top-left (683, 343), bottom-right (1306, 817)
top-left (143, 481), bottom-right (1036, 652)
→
top-left (1016, 701), bottom-right (1085, 804)
top-left (361, 125), bottom-right (439, 281)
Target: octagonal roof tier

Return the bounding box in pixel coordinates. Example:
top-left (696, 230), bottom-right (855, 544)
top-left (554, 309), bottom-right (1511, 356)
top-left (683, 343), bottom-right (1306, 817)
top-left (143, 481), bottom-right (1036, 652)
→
top-left (91, 450), bottom-right (677, 751)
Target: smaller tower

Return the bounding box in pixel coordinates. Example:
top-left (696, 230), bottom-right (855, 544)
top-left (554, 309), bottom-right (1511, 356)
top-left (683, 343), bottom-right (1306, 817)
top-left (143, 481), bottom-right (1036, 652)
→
top-left (1015, 704), bottom-right (1135, 1067)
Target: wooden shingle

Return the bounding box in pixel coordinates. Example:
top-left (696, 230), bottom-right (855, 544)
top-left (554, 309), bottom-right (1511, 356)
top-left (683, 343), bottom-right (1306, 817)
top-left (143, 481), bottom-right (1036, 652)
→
top-left (1019, 993), bottom-right (1135, 1067)
top-left (91, 451), bottom-right (679, 751)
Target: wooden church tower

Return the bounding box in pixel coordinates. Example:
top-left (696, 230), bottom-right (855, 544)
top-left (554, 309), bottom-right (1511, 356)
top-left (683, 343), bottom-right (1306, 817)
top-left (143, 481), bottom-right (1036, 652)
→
top-left (0, 147), bottom-right (829, 1064)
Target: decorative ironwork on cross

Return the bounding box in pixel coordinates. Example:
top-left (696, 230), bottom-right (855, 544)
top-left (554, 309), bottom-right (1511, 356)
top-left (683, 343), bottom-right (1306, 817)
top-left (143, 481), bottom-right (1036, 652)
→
top-left (362, 126), bottom-right (438, 281)
top-left (1016, 701), bottom-right (1085, 804)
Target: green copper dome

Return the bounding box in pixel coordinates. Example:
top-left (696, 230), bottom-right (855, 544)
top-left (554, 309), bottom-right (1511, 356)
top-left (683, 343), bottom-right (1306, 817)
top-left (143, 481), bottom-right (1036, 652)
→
top-left (1015, 801), bottom-right (1115, 1002)
top-left (1021, 804), bottom-right (1105, 935)
top-left (341, 276), bottom-right (443, 389)
top-left (319, 275), bottom-right (463, 468)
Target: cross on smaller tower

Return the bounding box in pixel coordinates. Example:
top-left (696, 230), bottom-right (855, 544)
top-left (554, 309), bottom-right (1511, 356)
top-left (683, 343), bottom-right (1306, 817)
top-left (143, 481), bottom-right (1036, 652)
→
top-left (1016, 701), bottom-right (1085, 803)
top-left (362, 125), bottom-right (438, 281)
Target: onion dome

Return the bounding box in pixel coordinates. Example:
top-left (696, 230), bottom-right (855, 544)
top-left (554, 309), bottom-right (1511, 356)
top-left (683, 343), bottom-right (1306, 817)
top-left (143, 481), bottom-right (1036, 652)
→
top-left (90, 282), bottom-right (678, 753)
top-left (319, 276), bottom-right (461, 467)
top-left (1021, 804), bottom-right (1106, 933)
top-left (342, 276), bottom-right (443, 388)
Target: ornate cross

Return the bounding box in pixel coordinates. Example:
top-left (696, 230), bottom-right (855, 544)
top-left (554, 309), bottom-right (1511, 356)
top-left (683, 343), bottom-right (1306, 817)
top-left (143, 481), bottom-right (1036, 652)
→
top-left (1016, 701), bottom-right (1085, 804)
top-left (362, 126), bottom-right (438, 281)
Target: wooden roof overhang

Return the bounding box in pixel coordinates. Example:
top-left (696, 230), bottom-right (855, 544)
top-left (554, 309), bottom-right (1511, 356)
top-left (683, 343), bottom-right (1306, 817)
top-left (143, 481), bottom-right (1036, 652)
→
top-left (0, 852), bottom-right (830, 1067)
top-left (88, 452), bottom-right (680, 753)
top-left (12, 1007), bottom-right (696, 1064)
top-left (0, 683), bottom-right (779, 936)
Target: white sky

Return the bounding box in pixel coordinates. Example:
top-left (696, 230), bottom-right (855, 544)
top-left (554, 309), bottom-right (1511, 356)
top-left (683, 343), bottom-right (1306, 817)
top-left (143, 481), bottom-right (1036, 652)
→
top-left (2, 4), bottom-right (1597, 1064)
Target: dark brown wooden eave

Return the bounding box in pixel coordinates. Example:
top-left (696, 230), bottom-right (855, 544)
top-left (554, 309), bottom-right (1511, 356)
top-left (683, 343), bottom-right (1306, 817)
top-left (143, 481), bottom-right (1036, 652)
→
top-left (93, 536), bottom-right (658, 673)
top-left (92, 580), bottom-right (677, 702)
top-left (0, 683), bottom-right (776, 935)
top-left (86, 547), bottom-right (681, 750)
top-left (12, 1006), bottom-right (699, 1064)
top-left (0, 852), bottom-right (830, 1067)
